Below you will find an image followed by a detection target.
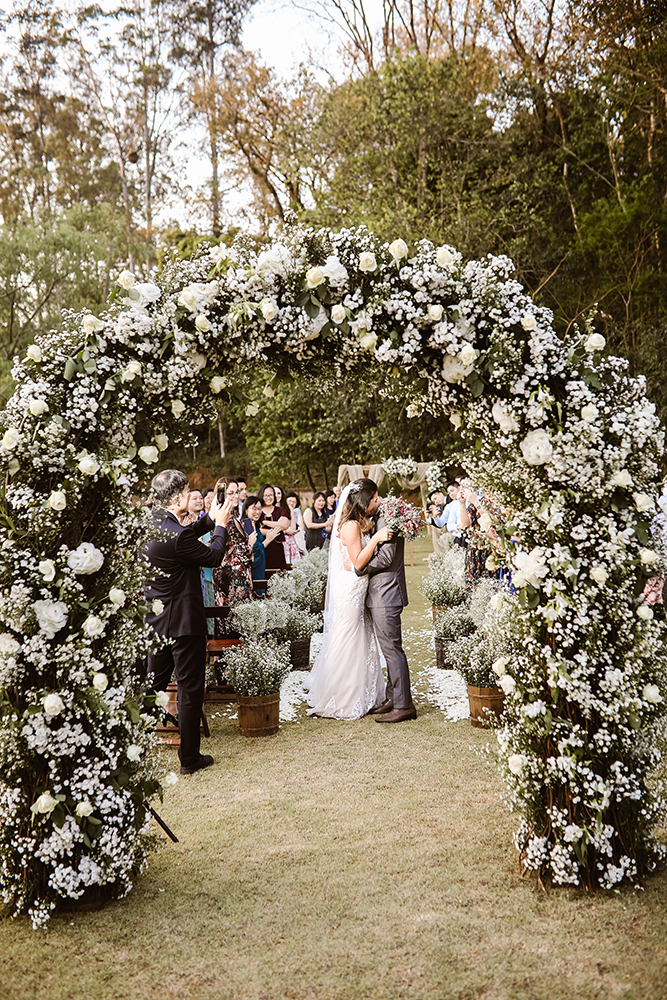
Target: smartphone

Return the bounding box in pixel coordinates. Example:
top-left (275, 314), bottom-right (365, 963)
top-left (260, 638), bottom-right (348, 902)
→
top-left (216, 482), bottom-right (226, 504)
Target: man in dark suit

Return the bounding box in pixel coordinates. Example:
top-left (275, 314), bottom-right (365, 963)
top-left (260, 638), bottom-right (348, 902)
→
top-left (145, 469), bottom-right (234, 774)
top-left (355, 481), bottom-right (415, 723)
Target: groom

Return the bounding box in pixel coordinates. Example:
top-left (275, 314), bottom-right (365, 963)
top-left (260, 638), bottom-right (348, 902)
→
top-left (355, 480), bottom-right (416, 723)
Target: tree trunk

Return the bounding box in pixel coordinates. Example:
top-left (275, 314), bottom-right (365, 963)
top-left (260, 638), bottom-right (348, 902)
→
top-left (218, 414), bottom-right (225, 458)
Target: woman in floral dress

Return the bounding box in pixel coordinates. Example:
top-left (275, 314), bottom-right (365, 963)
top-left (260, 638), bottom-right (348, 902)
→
top-left (212, 479), bottom-right (254, 638)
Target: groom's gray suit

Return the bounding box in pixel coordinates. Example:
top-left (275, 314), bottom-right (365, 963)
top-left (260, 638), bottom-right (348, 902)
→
top-left (356, 516), bottom-right (413, 711)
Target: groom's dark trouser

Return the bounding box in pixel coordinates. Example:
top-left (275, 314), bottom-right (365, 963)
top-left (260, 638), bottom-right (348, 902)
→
top-left (148, 635), bottom-right (206, 768)
top-left (371, 605), bottom-right (413, 710)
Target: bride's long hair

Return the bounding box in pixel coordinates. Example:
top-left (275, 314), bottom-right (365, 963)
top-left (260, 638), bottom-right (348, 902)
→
top-left (337, 478), bottom-right (377, 536)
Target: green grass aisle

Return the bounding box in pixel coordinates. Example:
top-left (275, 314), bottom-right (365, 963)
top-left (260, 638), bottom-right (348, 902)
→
top-left (1, 536), bottom-right (666, 1000)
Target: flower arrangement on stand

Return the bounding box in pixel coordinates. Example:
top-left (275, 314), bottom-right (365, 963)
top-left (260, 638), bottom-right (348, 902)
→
top-left (0, 218), bottom-right (664, 921)
top-left (425, 462), bottom-right (448, 494)
top-left (381, 456), bottom-right (418, 481)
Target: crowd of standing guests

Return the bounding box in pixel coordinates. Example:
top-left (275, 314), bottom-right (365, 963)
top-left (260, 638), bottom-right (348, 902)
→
top-left (178, 478), bottom-right (343, 636)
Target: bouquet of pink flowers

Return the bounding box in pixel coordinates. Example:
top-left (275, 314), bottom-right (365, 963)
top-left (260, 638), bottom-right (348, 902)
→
top-left (380, 494), bottom-right (423, 540)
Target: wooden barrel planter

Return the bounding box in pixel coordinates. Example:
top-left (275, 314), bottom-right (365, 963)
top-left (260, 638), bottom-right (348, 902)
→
top-left (467, 685), bottom-right (505, 728)
top-left (434, 637), bottom-right (454, 670)
top-left (237, 692), bottom-right (280, 737)
top-left (290, 637), bottom-right (311, 671)
top-left (432, 604), bottom-right (449, 621)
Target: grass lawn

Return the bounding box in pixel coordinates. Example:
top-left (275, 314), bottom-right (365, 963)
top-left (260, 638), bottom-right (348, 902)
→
top-left (1, 535), bottom-right (666, 1000)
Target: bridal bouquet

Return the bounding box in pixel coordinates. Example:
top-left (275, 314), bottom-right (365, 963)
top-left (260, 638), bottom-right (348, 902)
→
top-left (380, 494), bottom-right (423, 540)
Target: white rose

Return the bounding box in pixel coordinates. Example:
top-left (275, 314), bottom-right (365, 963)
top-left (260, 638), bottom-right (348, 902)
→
top-left (358, 251), bottom-right (377, 272)
top-left (43, 693), bottom-right (65, 717)
top-left (109, 587), bottom-right (126, 606)
top-left (188, 353), bottom-right (207, 373)
top-left (151, 599), bottom-right (165, 615)
top-left (83, 315), bottom-right (104, 336)
top-left (138, 445), bottom-right (159, 465)
top-left (260, 297), bottom-right (278, 322)
top-left (640, 548), bottom-right (659, 566)
top-left (427, 304), bottom-right (443, 322)
top-left (611, 470), bottom-right (632, 488)
top-left (520, 428), bottom-right (553, 466)
top-left (306, 266), bottom-right (325, 289)
top-left (637, 604), bottom-right (653, 621)
top-left (436, 246), bottom-right (455, 267)
top-left (442, 356), bottom-right (467, 384)
top-left (590, 566), bottom-right (608, 585)
top-left (514, 547), bottom-right (549, 589)
top-left (155, 434), bottom-right (169, 451)
top-left (458, 344), bottom-right (476, 368)
top-left (29, 399), bottom-right (48, 417)
top-left (2, 428), bottom-right (20, 449)
top-left (210, 377), bottom-right (226, 394)
top-left (321, 255), bottom-right (348, 287)
top-left (32, 791), bottom-right (58, 815)
top-left (155, 690), bottom-right (169, 708)
top-left (491, 400), bottom-right (519, 433)
top-left (331, 304), bottom-right (347, 324)
top-left (507, 754), bottom-right (527, 775)
top-left (162, 771), bottom-right (179, 787)
top-left (39, 559), bottom-right (56, 582)
top-left (117, 269), bottom-right (135, 290)
top-left (478, 512), bottom-right (493, 532)
top-left (195, 314), bottom-right (211, 332)
top-left (388, 238), bottom-right (408, 260)
top-left (256, 244), bottom-right (291, 277)
top-left (633, 492), bottom-right (655, 512)
top-left (490, 593), bottom-right (504, 611)
top-left (78, 455), bottom-right (100, 476)
top-left (121, 360), bottom-right (142, 383)
top-left (406, 404), bottom-right (420, 419)
top-left (127, 744), bottom-right (142, 762)
top-left (585, 332), bottom-right (605, 352)
top-left (359, 332), bottom-right (377, 350)
top-left (92, 672), bottom-right (108, 691)
top-left (492, 655), bottom-right (509, 676)
top-left (83, 615), bottom-right (105, 638)
top-left (134, 282), bottom-right (161, 305)
top-left (643, 683), bottom-right (662, 704)
top-left (0, 633), bottom-right (20, 654)
top-left (68, 542), bottom-right (104, 575)
top-left (75, 800), bottom-right (93, 817)
top-left (245, 403), bottom-right (260, 417)
top-left (511, 570), bottom-right (527, 589)
top-left (485, 554), bottom-right (499, 571)
top-left (521, 313), bottom-right (537, 331)
top-left (580, 403), bottom-right (598, 423)
top-left (26, 344), bottom-right (42, 362)
top-left (449, 411), bottom-right (462, 429)
top-left (171, 400), bottom-right (185, 417)
top-left (178, 289), bottom-right (197, 312)
top-left (34, 599), bottom-right (68, 638)
top-left (499, 674), bottom-right (516, 695)
top-left (48, 490), bottom-right (67, 510)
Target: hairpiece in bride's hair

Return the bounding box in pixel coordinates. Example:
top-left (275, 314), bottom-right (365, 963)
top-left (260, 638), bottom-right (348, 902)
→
top-left (348, 482), bottom-right (362, 493)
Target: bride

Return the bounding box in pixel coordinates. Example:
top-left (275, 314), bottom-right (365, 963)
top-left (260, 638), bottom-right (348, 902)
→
top-left (305, 479), bottom-right (392, 720)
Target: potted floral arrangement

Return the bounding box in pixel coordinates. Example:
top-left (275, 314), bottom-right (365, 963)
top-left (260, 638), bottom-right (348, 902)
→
top-left (268, 547), bottom-right (328, 613)
top-left (433, 603), bottom-right (475, 669)
top-left (421, 549), bottom-right (466, 620)
top-left (232, 599), bottom-right (323, 670)
top-left (451, 581), bottom-right (512, 726)
top-left (222, 637), bottom-right (291, 736)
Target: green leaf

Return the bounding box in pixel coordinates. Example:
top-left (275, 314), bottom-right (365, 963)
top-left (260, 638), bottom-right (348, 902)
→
top-left (628, 712), bottom-right (641, 730)
top-left (64, 358), bottom-right (77, 381)
top-left (304, 297), bottom-right (321, 319)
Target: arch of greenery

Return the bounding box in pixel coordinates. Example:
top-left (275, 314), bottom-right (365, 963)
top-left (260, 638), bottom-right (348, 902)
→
top-left (0, 223), bottom-right (665, 927)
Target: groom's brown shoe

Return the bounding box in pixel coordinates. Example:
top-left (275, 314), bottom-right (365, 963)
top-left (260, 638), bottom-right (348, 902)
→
top-left (368, 699), bottom-right (393, 715)
top-left (375, 706), bottom-right (417, 723)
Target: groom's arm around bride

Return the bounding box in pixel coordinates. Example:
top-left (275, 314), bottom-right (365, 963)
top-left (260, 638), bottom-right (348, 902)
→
top-left (355, 514), bottom-right (415, 722)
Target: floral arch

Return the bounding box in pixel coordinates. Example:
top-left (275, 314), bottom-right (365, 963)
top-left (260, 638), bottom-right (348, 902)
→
top-left (1, 224), bottom-right (665, 926)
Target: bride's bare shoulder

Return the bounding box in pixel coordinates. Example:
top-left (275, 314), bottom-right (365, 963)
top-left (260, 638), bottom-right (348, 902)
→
top-left (340, 519), bottom-right (361, 543)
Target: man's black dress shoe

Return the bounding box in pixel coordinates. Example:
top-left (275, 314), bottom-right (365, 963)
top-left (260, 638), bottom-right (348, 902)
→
top-left (180, 754), bottom-right (214, 775)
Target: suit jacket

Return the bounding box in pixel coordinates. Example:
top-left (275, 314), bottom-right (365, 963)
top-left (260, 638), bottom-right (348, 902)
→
top-left (355, 515), bottom-right (408, 609)
top-left (145, 510), bottom-right (228, 637)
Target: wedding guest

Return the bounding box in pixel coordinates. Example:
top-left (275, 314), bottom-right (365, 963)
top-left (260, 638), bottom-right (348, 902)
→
top-left (181, 488), bottom-right (204, 525)
top-left (322, 489), bottom-right (337, 546)
top-left (273, 484), bottom-right (299, 563)
top-left (236, 478), bottom-right (248, 516)
top-left (202, 488), bottom-right (214, 514)
top-left (426, 489), bottom-right (448, 528)
top-left (333, 485), bottom-right (342, 507)
top-left (304, 491), bottom-right (330, 551)
top-left (458, 482), bottom-right (492, 589)
top-left (258, 483), bottom-right (290, 571)
top-left (285, 491), bottom-right (306, 559)
top-left (212, 478), bottom-right (255, 641)
top-left (242, 495), bottom-right (282, 595)
top-left (145, 469), bottom-right (234, 775)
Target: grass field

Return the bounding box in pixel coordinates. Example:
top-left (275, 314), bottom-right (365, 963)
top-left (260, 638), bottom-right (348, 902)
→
top-left (1, 536), bottom-right (666, 1000)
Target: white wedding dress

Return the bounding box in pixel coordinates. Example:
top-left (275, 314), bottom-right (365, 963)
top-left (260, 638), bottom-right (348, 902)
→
top-left (305, 515), bottom-right (385, 720)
